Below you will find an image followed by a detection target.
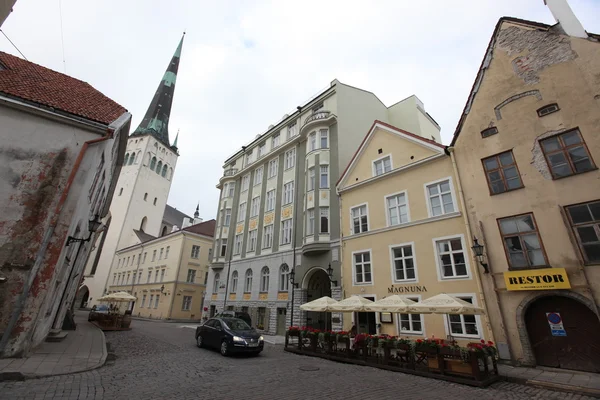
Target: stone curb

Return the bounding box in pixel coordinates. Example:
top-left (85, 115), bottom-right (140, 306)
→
top-left (503, 375), bottom-right (600, 399)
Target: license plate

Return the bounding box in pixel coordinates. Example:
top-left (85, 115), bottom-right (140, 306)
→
top-left (248, 342), bottom-right (259, 347)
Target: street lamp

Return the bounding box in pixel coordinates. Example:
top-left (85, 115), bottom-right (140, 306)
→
top-left (471, 237), bottom-right (489, 274)
top-left (66, 214), bottom-right (102, 247)
top-left (288, 266), bottom-right (298, 288)
top-left (160, 284), bottom-right (165, 294)
top-left (327, 263), bottom-right (338, 286)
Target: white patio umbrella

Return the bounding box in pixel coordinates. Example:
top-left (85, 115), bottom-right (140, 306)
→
top-left (330, 295), bottom-right (374, 312)
top-left (365, 295), bottom-right (417, 313)
top-left (407, 293), bottom-right (485, 315)
top-left (299, 296), bottom-right (340, 312)
top-left (98, 291), bottom-right (137, 302)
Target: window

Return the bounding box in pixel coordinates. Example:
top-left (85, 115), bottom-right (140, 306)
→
top-left (373, 156), bottom-right (392, 176)
top-left (213, 273), bottom-right (220, 293)
top-left (127, 256), bottom-right (130, 266)
top-left (279, 264), bottom-right (289, 291)
top-left (287, 123), bottom-right (297, 139)
top-left (241, 174), bottom-right (250, 191)
top-left (127, 273), bottom-right (131, 284)
top-left (231, 271), bottom-right (238, 293)
top-left (320, 207), bottom-right (329, 234)
top-left (137, 270), bottom-right (142, 283)
top-left (112, 274), bottom-right (116, 285)
top-left (351, 205), bottom-right (369, 234)
top-left (436, 237), bottom-right (468, 279)
top-left (153, 198), bottom-right (157, 206)
top-left (152, 250), bottom-right (157, 261)
top-left (254, 166), bottom-right (263, 186)
top-left (398, 296), bottom-right (423, 334)
top-left (540, 129), bottom-right (595, 179)
top-left (392, 244), bottom-right (416, 282)
top-left (281, 219), bottom-right (292, 245)
top-left (307, 209), bottom-right (315, 235)
top-left (132, 272), bottom-right (137, 284)
top-left (149, 295), bottom-right (154, 308)
top-left (142, 252), bottom-right (147, 263)
top-left (320, 165), bottom-right (329, 188)
top-left (257, 143), bottom-right (266, 158)
top-left (426, 179), bottom-right (455, 216)
top-left (268, 158), bottom-right (278, 179)
top-left (244, 269), bottom-right (253, 292)
top-left (309, 132), bottom-right (317, 151)
top-left (248, 230), bottom-right (257, 252)
top-left (143, 193), bottom-right (148, 201)
top-left (272, 134), bottom-right (280, 148)
top-left (387, 193), bottom-right (409, 225)
top-left (154, 269), bottom-right (159, 282)
top-left (141, 294), bottom-right (147, 308)
top-left (182, 296), bottom-right (192, 311)
top-left (159, 248), bottom-right (164, 260)
top-left (353, 251), bottom-right (372, 284)
top-left (260, 266), bottom-right (270, 292)
top-left (234, 234), bottom-right (243, 255)
top-left (537, 103), bottom-right (559, 117)
top-left (320, 130), bottom-right (328, 149)
top-left (257, 307), bottom-right (266, 329)
top-left (265, 190), bottom-right (275, 212)
top-left (283, 182), bottom-right (294, 205)
top-left (245, 150), bottom-right (253, 166)
top-left (238, 202), bottom-right (246, 222)
top-left (308, 167), bottom-right (315, 191)
top-left (154, 295), bottom-right (160, 309)
top-left (150, 157), bottom-right (156, 170)
top-left (482, 151), bottom-right (523, 194)
top-left (191, 245), bottom-right (200, 259)
top-left (448, 296), bottom-right (479, 337)
top-left (251, 197), bottom-right (260, 217)
top-left (147, 270), bottom-right (152, 283)
top-left (481, 127), bottom-right (498, 138)
top-left (186, 269), bottom-right (196, 283)
top-left (284, 148), bottom-right (296, 170)
top-left (165, 247), bottom-right (169, 259)
top-left (220, 239), bottom-right (227, 257)
top-left (499, 213), bottom-right (546, 269)
top-left (223, 209), bottom-right (231, 226)
top-left (566, 201), bottom-right (600, 264)
top-left (226, 182), bottom-right (235, 198)
top-left (160, 269), bottom-right (165, 282)
top-left (263, 225), bottom-right (273, 248)
top-left (161, 164), bottom-right (167, 177)
top-left (119, 188), bottom-right (123, 196)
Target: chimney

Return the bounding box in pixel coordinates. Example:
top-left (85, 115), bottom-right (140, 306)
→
top-left (544, 0), bottom-right (587, 38)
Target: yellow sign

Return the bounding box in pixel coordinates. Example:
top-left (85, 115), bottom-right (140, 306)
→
top-left (504, 268), bottom-right (571, 291)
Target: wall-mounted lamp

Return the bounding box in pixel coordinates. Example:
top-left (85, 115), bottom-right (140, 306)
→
top-left (66, 214), bottom-right (102, 247)
top-left (471, 237), bottom-right (489, 274)
top-left (160, 284), bottom-right (165, 294)
top-left (327, 263), bottom-right (338, 286)
top-left (289, 266), bottom-right (299, 288)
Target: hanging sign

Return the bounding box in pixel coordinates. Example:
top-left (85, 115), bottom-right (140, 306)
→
top-left (546, 312), bottom-right (567, 337)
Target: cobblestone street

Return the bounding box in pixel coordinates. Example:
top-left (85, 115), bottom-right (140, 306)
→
top-left (0, 319), bottom-right (594, 400)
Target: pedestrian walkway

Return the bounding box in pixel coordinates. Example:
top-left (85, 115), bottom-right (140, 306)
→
top-left (262, 334), bottom-right (286, 345)
top-left (499, 364), bottom-right (600, 397)
top-left (0, 311), bottom-right (106, 381)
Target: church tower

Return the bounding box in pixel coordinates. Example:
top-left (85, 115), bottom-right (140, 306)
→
top-left (83, 35), bottom-right (185, 305)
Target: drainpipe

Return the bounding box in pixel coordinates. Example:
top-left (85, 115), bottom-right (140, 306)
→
top-left (0, 131), bottom-right (113, 356)
top-left (167, 232), bottom-right (186, 319)
top-left (222, 201), bottom-right (231, 311)
top-left (289, 106), bottom-right (302, 328)
top-left (447, 147), bottom-right (511, 355)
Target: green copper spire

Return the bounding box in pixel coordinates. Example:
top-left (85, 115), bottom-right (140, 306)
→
top-left (172, 130), bottom-right (179, 149)
top-left (131, 33), bottom-right (185, 148)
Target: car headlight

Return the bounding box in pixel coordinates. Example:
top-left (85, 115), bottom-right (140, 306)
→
top-left (233, 336), bottom-right (244, 342)
top-left (259, 336), bottom-right (264, 342)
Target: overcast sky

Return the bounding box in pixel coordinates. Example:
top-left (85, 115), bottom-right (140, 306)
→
top-left (2, 0), bottom-right (599, 221)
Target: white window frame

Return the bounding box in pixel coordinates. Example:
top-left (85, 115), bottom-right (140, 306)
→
top-left (307, 208), bottom-right (315, 236)
top-left (230, 271), bottom-right (238, 293)
top-left (227, 182), bottom-right (235, 198)
top-left (372, 154), bottom-right (393, 177)
top-left (395, 295), bottom-right (425, 336)
top-left (220, 238), bottom-right (227, 257)
top-left (186, 269), bottom-right (196, 283)
top-left (241, 174), bottom-right (250, 192)
top-left (287, 123), bottom-right (297, 139)
top-left (385, 190), bottom-right (410, 226)
top-left (308, 132), bottom-right (317, 152)
top-left (281, 219), bottom-right (292, 245)
top-left (254, 166), bottom-right (263, 186)
top-left (248, 229), bottom-right (257, 252)
top-left (234, 234), bottom-right (243, 255)
top-left (263, 224), bottom-right (273, 248)
top-left (279, 264), bottom-right (289, 291)
top-left (191, 245), bottom-right (200, 259)
top-left (245, 150), bottom-right (253, 166)
top-left (352, 249), bottom-right (373, 286)
top-left (265, 190), bottom-right (275, 212)
top-left (350, 203), bottom-right (369, 234)
top-left (268, 158), bottom-right (278, 179)
top-left (320, 129), bottom-right (328, 149)
top-left (213, 273), bottom-right (221, 294)
top-left (257, 143), bottom-right (266, 158)
top-left (307, 167), bottom-right (315, 191)
top-left (320, 165), bottom-right (329, 189)
top-left (389, 242), bottom-right (418, 283)
top-left (424, 176), bottom-right (457, 218)
top-left (250, 196), bottom-right (260, 217)
top-left (272, 134), bottom-right (280, 148)
top-left (432, 234), bottom-right (471, 281)
top-left (182, 296), bottom-right (192, 311)
top-left (260, 267), bottom-right (270, 292)
top-left (238, 202), bottom-right (246, 222)
top-left (442, 293), bottom-right (483, 339)
top-left (282, 181), bottom-right (294, 205)
top-left (320, 207), bottom-right (329, 234)
top-left (141, 294), bottom-right (147, 308)
top-left (284, 148), bottom-right (296, 170)
top-left (244, 269), bottom-right (253, 293)
top-left (223, 208), bottom-right (232, 226)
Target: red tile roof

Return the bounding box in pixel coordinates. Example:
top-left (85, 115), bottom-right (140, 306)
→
top-left (183, 219), bottom-right (216, 238)
top-left (0, 51), bottom-right (126, 125)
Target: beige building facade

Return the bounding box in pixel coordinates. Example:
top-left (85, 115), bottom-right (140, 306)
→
top-left (105, 220), bottom-right (215, 320)
top-left (451, 13), bottom-right (600, 372)
top-left (337, 121), bottom-right (493, 345)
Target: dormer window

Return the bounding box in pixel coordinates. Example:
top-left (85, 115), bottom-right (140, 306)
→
top-left (481, 127), bottom-right (498, 138)
top-left (537, 103), bottom-right (560, 117)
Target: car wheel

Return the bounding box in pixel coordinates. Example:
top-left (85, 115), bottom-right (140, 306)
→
top-left (220, 341), bottom-right (229, 357)
top-left (196, 335), bottom-right (204, 348)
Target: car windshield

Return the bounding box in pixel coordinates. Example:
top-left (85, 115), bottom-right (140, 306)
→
top-left (222, 318), bottom-right (251, 331)
top-left (97, 305), bottom-right (108, 311)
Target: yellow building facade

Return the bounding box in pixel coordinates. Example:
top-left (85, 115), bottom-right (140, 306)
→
top-left (337, 121), bottom-right (493, 346)
top-left (106, 220), bottom-right (215, 320)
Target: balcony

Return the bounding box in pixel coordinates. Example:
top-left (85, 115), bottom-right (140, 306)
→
top-left (301, 110), bottom-right (336, 135)
top-left (302, 241), bottom-right (331, 257)
top-left (223, 168), bottom-right (238, 177)
top-left (210, 261), bottom-right (225, 269)
top-left (304, 111), bottom-right (330, 126)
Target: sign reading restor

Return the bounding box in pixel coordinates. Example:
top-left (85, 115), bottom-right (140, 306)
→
top-left (503, 268), bottom-right (571, 291)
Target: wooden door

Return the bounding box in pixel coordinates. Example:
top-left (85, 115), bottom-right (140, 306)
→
top-left (525, 296), bottom-right (600, 372)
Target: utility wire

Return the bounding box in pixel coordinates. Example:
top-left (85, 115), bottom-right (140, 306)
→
top-left (58, 0), bottom-right (67, 73)
top-left (0, 29), bottom-right (28, 60)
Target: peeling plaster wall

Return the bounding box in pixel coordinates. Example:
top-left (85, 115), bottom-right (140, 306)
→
top-left (453, 20), bottom-right (600, 365)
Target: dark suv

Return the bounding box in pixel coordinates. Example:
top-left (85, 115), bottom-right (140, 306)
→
top-left (215, 311), bottom-right (251, 326)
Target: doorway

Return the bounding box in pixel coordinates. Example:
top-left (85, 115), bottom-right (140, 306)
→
top-left (305, 268), bottom-right (331, 331)
top-left (76, 285), bottom-right (90, 309)
top-left (209, 305), bottom-right (216, 317)
top-left (356, 296), bottom-right (377, 335)
top-left (276, 308), bottom-right (287, 335)
top-left (525, 295), bottom-right (600, 372)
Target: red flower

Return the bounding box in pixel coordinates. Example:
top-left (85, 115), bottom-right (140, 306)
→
top-left (480, 339), bottom-right (485, 344)
top-left (416, 339), bottom-right (423, 343)
top-left (488, 341), bottom-right (494, 346)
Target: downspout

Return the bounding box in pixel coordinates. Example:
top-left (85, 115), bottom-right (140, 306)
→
top-left (447, 146), bottom-right (513, 360)
top-left (0, 131), bottom-right (113, 356)
top-left (168, 232), bottom-right (186, 318)
top-left (289, 106), bottom-right (302, 328)
top-left (222, 201), bottom-right (231, 311)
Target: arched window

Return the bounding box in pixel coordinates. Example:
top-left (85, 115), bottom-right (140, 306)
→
top-left (135, 151), bottom-right (141, 164)
top-left (161, 164), bottom-right (167, 177)
top-left (213, 273), bottom-right (220, 294)
top-left (150, 157), bottom-right (156, 170)
top-left (153, 197), bottom-right (157, 206)
top-left (140, 216), bottom-right (147, 232)
top-left (260, 267), bottom-right (269, 292)
top-left (279, 264), bottom-right (289, 291)
top-left (144, 193), bottom-right (148, 201)
top-left (168, 167), bottom-right (173, 180)
top-left (156, 161), bottom-right (162, 174)
top-left (231, 271), bottom-right (238, 293)
top-left (244, 269), bottom-right (253, 293)
top-left (161, 226), bottom-right (167, 236)
top-left (124, 153), bottom-right (129, 165)
top-left (119, 188), bottom-right (123, 196)
top-left (147, 153), bottom-right (152, 165)
top-left (128, 153), bottom-right (134, 165)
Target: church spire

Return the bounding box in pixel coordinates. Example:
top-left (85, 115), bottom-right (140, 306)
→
top-left (194, 203), bottom-right (199, 219)
top-left (132, 33), bottom-right (185, 148)
top-left (172, 129), bottom-right (179, 150)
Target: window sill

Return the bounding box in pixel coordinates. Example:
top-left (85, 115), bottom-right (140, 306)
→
top-left (398, 331), bottom-right (424, 336)
top-left (440, 275), bottom-right (470, 281)
top-left (448, 334), bottom-right (481, 340)
top-left (550, 167), bottom-right (598, 181)
top-left (353, 282), bottom-right (373, 286)
top-left (489, 186), bottom-right (525, 196)
top-left (392, 279), bottom-right (418, 284)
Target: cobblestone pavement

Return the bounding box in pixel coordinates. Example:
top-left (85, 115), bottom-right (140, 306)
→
top-left (0, 320), bottom-right (594, 400)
